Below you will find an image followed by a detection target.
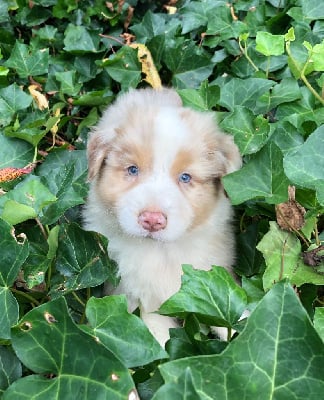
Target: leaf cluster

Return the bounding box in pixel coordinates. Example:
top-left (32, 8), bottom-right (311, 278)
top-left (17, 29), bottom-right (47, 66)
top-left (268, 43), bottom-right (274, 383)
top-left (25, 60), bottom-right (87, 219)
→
top-left (0, 0), bottom-right (324, 398)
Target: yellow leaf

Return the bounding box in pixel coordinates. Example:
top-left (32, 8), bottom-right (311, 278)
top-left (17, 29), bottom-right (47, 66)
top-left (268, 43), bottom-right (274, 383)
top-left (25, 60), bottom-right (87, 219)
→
top-left (28, 85), bottom-right (49, 110)
top-left (130, 43), bottom-right (162, 89)
top-left (165, 6), bottom-right (177, 15)
top-left (50, 108), bottom-right (61, 135)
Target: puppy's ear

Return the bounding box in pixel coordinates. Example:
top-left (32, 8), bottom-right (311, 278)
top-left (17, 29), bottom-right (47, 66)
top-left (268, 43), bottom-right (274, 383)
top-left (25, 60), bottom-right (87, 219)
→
top-left (87, 132), bottom-right (109, 181)
top-left (216, 134), bottom-right (242, 176)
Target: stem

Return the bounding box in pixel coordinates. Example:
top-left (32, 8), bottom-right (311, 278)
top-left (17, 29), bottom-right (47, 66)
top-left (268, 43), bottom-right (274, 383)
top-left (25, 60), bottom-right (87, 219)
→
top-left (35, 218), bottom-right (48, 240)
top-left (227, 327), bottom-right (232, 342)
top-left (11, 288), bottom-right (40, 306)
top-left (99, 33), bottom-right (125, 46)
top-left (286, 41), bottom-right (324, 105)
top-left (72, 291), bottom-right (86, 307)
top-left (300, 72), bottom-right (324, 105)
top-left (86, 286), bottom-right (91, 301)
top-left (239, 211), bottom-right (246, 233)
top-left (314, 223), bottom-right (320, 246)
top-left (266, 56), bottom-right (271, 79)
top-left (32, 146), bottom-right (38, 163)
top-left (279, 238), bottom-right (288, 281)
top-left (239, 38), bottom-right (259, 72)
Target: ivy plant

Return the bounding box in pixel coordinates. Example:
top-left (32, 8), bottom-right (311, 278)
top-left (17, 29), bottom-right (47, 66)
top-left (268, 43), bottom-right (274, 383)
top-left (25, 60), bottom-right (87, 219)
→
top-left (0, 0), bottom-right (323, 398)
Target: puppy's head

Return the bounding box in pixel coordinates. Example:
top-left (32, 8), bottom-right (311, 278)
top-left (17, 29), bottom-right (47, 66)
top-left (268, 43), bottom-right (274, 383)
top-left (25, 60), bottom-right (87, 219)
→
top-left (87, 88), bottom-right (241, 241)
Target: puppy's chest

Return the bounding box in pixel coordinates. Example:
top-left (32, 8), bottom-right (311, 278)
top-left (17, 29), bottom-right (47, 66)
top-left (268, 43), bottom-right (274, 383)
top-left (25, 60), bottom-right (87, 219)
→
top-left (109, 236), bottom-right (214, 281)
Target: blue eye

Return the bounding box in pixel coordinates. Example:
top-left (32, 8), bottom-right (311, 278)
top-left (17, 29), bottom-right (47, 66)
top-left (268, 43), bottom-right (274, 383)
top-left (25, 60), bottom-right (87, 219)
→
top-left (127, 165), bottom-right (139, 176)
top-left (179, 173), bottom-right (192, 183)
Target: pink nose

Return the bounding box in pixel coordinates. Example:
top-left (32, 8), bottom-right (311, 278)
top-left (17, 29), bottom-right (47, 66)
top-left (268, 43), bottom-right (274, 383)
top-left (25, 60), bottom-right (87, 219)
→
top-left (138, 211), bottom-right (167, 232)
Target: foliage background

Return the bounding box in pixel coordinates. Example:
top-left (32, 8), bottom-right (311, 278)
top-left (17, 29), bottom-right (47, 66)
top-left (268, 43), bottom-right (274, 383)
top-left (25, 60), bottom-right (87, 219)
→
top-left (0, 0), bottom-right (324, 398)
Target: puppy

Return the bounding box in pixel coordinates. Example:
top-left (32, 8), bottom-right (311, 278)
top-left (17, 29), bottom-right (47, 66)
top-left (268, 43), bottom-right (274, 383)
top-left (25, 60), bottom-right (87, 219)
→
top-left (83, 88), bottom-right (241, 345)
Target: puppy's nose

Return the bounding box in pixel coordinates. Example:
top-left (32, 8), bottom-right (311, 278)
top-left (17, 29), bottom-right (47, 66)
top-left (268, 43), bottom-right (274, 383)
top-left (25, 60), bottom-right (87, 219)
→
top-left (138, 211), bottom-right (167, 232)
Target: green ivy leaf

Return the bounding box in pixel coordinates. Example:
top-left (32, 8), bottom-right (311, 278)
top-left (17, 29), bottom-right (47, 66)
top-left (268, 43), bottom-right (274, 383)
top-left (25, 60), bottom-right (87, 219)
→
top-left (63, 24), bottom-right (100, 53)
top-left (206, 5), bottom-right (247, 40)
top-left (85, 296), bottom-right (168, 368)
top-left (154, 281), bottom-right (324, 400)
top-left (311, 42), bottom-right (324, 71)
top-left (164, 40), bottom-right (214, 89)
top-left (0, 136), bottom-right (34, 169)
top-left (300, 0), bottom-right (324, 20)
top-left (256, 78), bottom-right (302, 114)
top-left (0, 84), bottom-right (32, 126)
top-left (0, 176), bottom-right (57, 224)
top-left (179, 0), bottom-right (215, 34)
top-left (219, 77), bottom-right (274, 112)
top-left (255, 31), bottom-right (285, 56)
top-left (130, 10), bottom-right (179, 43)
top-left (284, 126), bottom-right (324, 205)
top-left (314, 307), bottom-right (324, 342)
top-left (4, 297), bottom-right (136, 399)
top-left (0, 347), bottom-right (22, 395)
top-left (55, 71), bottom-right (82, 96)
top-left (220, 106), bottom-right (270, 155)
top-left (178, 81), bottom-right (219, 111)
top-left (0, 219), bottom-right (29, 339)
top-left (37, 149), bottom-right (88, 225)
top-left (159, 265), bottom-right (247, 328)
top-left (271, 121), bottom-right (304, 155)
top-left (1, 200), bottom-right (37, 225)
top-left (223, 141), bottom-right (290, 205)
top-left (235, 223), bottom-right (264, 277)
top-left (4, 41), bottom-right (49, 78)
top-left (102, 46), bottom-right (141, 90)
top-left (53, 223), bottom-right (116, 296)
top-left (257, 222), bottom-right (324, 290)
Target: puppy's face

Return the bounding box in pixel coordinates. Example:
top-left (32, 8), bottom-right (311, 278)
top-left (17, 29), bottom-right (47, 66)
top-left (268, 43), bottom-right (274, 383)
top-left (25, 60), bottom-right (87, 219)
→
top-left (87, 90), bottom-right (241, 242)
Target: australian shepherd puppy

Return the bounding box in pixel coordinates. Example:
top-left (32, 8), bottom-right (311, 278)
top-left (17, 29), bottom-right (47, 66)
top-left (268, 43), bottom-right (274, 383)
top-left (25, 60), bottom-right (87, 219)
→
top-left (83, 88), bottom-right (241, 345)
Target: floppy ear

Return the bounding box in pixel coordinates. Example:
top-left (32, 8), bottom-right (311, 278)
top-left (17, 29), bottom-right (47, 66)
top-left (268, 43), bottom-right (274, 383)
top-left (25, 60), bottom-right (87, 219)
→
top-left (216, 134), bottom-right (242, 176)
top-left (87, 131), bottom-right (109, 181)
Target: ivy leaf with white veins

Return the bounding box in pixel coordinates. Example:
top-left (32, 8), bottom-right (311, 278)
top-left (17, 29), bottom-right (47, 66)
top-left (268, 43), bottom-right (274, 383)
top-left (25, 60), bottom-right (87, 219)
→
top-left (159, 265), bottom-right (247, 328)
top-left (153, 281), bottom-right (324, 400)
top-left (0, 219), bottom-right (29, 339)
top-left (218, 77), bottom-right (274, 113)
top-left (284, 125), bottom-right (324, 206)
top-left (257, 222), bottom-right (324, 291)
top-left (84, 296), bottom-right (168, 368)
top-left (4, 297), bottom-right (136, 399)
top-left (223, 141), bottom-right (290, 205)
top-left (0, 84), bottom-right (32, 126)
top-left (220, 106), bottom-right (270, 155)
top-left (4, 42), bottom-right (49, 78)
top-left (52, 223), bottom-right (117, 297)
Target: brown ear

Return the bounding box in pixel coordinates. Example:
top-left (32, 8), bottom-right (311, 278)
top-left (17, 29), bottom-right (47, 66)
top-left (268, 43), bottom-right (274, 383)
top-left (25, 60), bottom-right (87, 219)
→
top-left (216, 134), bottom-right (242, 176)
top-left (87, 133), bottom-right (109, 181)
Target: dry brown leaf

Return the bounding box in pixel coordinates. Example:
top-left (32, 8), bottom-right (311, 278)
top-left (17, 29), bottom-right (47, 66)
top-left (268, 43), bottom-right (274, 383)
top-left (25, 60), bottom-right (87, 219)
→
top-left (275, 185), bottom-right (306, 231)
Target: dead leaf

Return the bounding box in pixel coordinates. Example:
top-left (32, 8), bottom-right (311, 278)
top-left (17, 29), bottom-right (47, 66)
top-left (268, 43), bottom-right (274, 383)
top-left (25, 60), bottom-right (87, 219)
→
top-left (302, 245), bottom-right (324, 267)
top-left (130, 43), bottom-right (162, 89)
top-left (0, 165), bottom-right (35, 183)
top-left (164, 5), bottom-right (177, 14)
top-left (28, 84), bottom-right (49, 110)
top-left (275, 185), bottom-right (305, 231)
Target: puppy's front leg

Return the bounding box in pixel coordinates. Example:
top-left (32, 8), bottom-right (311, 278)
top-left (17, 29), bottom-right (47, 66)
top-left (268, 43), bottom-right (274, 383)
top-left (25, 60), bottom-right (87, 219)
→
top-left (140, 310), bottom-right (179, 347)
